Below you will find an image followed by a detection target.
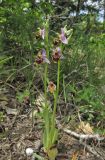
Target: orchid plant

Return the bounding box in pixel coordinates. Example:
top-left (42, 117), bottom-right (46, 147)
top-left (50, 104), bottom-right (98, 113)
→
top-left (35, 20), bottom-right (72, 160)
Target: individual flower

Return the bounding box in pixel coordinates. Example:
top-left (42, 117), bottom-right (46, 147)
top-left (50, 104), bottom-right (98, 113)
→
top-left (60, 28), bottom-right (68, 44)
top-left (47, 81), bottom-right (56, 94)
top-left (52, 47), bottom-right (63, 62)
top-left (36, 28), bottom-right (45, 40)
top-left (26, 148), bottom-right (34, 156)
top-left (35, 49), bottom-right (50, 64)
top-left (53, 26), bottom-right (72, 46)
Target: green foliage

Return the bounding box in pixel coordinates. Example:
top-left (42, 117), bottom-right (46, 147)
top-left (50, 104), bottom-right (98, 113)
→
top-left (16, 89), bottom-right (30, 103)
top-left (64, 82), bottom-right (105, 124)
top-left (78, 85), bottom-right (105, 121)
top-left (0, 56), bottom-right (13, 69)
top-left (0, 55), bottom-right (13, 79)
top-left (42, 106), bottom-right (58, 152)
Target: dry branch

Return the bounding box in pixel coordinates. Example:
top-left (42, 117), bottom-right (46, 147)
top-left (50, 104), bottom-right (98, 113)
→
top-left (63, 128), bottom-right (105, 141)
top-left (63, 128), bottom-right (105, 160)
top-left (57, 122), bottom-right (105, 160)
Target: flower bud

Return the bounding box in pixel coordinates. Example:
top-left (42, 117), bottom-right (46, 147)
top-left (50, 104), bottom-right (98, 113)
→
top-left (47, 81), bottom-right (56, 94)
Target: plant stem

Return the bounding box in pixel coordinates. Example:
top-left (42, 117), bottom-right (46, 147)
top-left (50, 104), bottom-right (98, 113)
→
top-left (33, 153), bottom-right (45, 160)
top-left (44, 64), bottom-right (48, 105)
top-left (57, 60), bottom-right (60, 96)
top-left (44, 19), bottom-right (49, 106)
top-left (52, 60), bottom-right (60, 124)
top-left (43, 19), bottom-right (50, 149)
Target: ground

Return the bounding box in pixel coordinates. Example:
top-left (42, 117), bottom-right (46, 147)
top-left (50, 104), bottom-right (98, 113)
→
top-left (0, 83), bottom-right (105, 160)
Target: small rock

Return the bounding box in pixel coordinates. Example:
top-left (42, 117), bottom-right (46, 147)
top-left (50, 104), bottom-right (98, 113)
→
top-left (26, 147), bottom-right (34, 156)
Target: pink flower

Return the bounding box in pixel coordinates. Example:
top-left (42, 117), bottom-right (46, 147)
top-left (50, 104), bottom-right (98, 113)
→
top-left (60, 28), bottom-right (68, 44)
top-left (36, 49), bottom-right (50, 64)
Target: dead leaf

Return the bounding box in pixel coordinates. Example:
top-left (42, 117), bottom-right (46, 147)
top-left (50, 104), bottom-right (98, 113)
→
top-left (0, 101), bottom-right (8, 108)
top-left (6, 107), bottom-right (18, 115)
top-left (78, 121), bottom-right (93, 134)
top-left (35, 93), bottom-right (51, 109)
top-left (29, 110), bottom-right (38, 118)
top-left (71, 151), bottom-right (79, 160)
top-left (34, 139), bottom-right (41, 150)
top-left (0, 94), bottom-right (8, 101)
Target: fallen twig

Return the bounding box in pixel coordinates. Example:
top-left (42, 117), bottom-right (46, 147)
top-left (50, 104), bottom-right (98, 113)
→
top-left (63, 128), bottom-right (105, 141)
top-left (80, 141), bottom-right (105, 160)
top-left (63, 129), bottom-right (105, 160)
top-left (57, 122), bottom-right (105, 160)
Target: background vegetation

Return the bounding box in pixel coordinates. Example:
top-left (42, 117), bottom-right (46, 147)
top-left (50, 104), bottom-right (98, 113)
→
top-left (0, 0), bottom-right (105, 138)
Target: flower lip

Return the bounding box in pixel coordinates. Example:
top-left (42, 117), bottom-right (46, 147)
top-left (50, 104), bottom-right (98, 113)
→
top-left (36, 28), bottom-right (45, 40)
top-left (52, 47), bottom-right (63, 62)
top-left (47, 81), bottom-right (56, 94)
top-left (36, 51), bottom-right (43, 64)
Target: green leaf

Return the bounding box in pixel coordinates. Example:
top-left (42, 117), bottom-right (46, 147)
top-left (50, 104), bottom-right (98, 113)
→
top-left (47, 147), bottom-right (58, 160)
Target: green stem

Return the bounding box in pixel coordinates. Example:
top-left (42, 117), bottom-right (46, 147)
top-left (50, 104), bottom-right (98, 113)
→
top-left (44, 19), bottom-right (49, 106)
top-left (63, 74), bottom-right (67, 103)
top-left (44, 64), bottom-right (47, 105)
top-left (57, 60), bottom-right (60, 96)
top-left (33, 153), bottom-right (45, 160)
top-left (43, 19), bottom-right (50, 149)
top-left (52, 60), bottom-right (60, 124)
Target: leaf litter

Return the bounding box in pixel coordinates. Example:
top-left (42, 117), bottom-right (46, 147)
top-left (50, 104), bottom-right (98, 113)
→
top-left (0, 85), bottom-right (105, 160)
